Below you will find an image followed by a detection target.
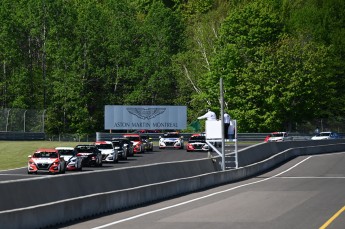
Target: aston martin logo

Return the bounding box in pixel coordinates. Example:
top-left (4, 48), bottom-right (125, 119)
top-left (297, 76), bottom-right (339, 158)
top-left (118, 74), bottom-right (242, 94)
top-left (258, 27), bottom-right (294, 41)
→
top-left (126, 108), bottom-right (166, 120)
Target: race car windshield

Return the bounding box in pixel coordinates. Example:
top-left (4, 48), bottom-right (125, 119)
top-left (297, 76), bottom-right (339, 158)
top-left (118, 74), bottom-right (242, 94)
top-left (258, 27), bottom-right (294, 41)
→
top-left (34, 152), bottom-right (57, 158)
top-left (189, 136), bottom-right (205, 141)
top-left (57, 150), bottom-right (74, 156)
top-left (112, 142), bottom-right (121, 146)
top-left (126, 137), bottom-right (140, 141)
top-left (75, 147), bottom-right (94, 153)
top-left (272, 133), bottom-right (284, 137)
top-left (164, 134), bottom-right (180, 138)
top-left (319, 132), bottom-right (331, 136)
top-left (96, 144), bottom-right (113, 149)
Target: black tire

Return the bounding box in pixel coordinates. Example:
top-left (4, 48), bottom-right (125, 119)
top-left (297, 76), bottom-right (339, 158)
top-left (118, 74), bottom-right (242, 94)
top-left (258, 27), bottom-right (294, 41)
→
top-left (123, 151), bottom-right (127, 160)
top-left (113, 153), bottom-right (119, 163)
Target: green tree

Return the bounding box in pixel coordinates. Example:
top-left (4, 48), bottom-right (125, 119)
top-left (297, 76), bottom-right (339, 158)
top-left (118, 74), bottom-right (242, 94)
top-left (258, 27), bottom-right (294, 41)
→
top-left (206, 0), bottom-right (342, 132)
top-left (266, 37), bottom-right (338, 131)
top-left (0, 0), bottom-right (20, 107)
top-left (1, 0), bottom-right (344, 134)
top-left (45, 0), bottom-right (108, 134)
top-left (126, 1), bottom-right (184, 105)
top-left (45, 0), bottom-right (141, 134)
top-left (283, 0), bottom-right (345, 125)
top-left (202, 0), bottom-right (283, 131)
top-left (173, 0), bottom-right (214, 17)
top-left (103, 0), bottom-right (140, 106)
top-left (172, 0), bottom-right (230, 122)
top-left (42, 0), bottom-right (78, 134)
top-left (1, 0), bottom-right (48, 109)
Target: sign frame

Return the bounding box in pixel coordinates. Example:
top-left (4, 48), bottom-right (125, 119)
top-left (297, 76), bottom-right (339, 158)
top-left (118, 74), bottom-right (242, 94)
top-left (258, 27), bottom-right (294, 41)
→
top-left (104, 105), bottom-right (187, 130)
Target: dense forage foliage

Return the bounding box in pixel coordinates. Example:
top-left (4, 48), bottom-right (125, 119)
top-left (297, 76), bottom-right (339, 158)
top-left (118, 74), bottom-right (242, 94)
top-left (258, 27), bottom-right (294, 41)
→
top-left (0, 0), bottom-right (344, 134)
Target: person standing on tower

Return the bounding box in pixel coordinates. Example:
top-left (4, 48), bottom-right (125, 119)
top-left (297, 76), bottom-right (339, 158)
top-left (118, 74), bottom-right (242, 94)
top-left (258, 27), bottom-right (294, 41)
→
top-left (223, 111), bottom-right (230, 139)
top-left (197, 108), bottom-right (217, 121)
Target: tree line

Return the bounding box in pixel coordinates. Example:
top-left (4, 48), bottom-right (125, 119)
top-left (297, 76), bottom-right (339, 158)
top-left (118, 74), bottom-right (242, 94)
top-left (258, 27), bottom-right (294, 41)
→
top-left (0, 0), bottom-right (344, 134)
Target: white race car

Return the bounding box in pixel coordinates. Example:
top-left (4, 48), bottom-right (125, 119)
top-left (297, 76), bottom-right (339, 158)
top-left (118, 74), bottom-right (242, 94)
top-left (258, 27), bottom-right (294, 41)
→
top-left (95, 141), bottom-right (119, 163)
top-left (311, 132), bottom-right (340, 140)
top-left (159, 132), bottom-right (184, 149)
top-left (55, 147), bottom-right (82, 171)
top-left (266, 132), bottom-right (291, 142)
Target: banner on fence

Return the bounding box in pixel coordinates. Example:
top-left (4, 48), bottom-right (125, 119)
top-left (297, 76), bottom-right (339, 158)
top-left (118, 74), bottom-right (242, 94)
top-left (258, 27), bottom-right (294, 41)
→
top-left (104, 105), bottom-right (187, 130)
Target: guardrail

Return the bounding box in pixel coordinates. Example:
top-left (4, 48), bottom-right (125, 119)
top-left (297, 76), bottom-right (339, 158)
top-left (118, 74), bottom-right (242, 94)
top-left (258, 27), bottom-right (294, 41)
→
top-left (0, 131), bottom-right (45, 140)
top-left (97, 132), bottom-right (322, 142)
top-left (96, 132), bottom-right (272, 142)
top-left (0, 131), bottom-right (321, 142)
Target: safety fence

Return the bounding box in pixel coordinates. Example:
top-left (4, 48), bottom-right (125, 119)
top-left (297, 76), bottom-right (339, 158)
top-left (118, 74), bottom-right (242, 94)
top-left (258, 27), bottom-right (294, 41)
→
top-left (0, 108), bottom-right (46, 132)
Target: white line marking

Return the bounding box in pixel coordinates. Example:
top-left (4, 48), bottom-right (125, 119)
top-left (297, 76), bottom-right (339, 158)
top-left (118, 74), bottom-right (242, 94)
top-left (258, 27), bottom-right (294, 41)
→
top-left (0, 167), bottom-right (26, 172)
top-left (277, 177), bottom-right (345, 179)
top-left (92, 156), bottom-right (312, 229)
top-left (0, 174), bottom-right (36, 177)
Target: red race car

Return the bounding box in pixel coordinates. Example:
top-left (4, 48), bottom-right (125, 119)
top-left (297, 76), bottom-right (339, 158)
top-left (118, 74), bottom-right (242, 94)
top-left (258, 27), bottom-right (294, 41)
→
top-left (123, 134), bottom-right (145, 154)
top-left (186, 134), bottom-right (209, 152)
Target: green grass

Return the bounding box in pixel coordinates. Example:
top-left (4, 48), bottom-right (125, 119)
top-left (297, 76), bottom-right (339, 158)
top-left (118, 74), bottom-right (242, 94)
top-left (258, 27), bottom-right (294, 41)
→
top-left (0, 141), bottom-right (88, 170)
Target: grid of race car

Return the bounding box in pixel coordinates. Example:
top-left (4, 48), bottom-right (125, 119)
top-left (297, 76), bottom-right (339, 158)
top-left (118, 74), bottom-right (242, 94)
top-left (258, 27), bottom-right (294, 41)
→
top-left (27, 134), bottom-right (156, 174)
top-left (27, 132), bottom-right (212, 174)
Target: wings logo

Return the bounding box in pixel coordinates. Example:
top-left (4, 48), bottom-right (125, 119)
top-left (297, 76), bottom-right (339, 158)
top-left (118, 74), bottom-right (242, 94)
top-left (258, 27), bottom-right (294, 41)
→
top-left (126, 108), bottom-right (166, 120)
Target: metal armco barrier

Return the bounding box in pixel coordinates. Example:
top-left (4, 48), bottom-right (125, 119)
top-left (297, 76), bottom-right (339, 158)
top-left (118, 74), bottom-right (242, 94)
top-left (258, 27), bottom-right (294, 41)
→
top-left (96, 132), bottom-right (271, 142)
top-left (0, 132), bottom-right (45, 140)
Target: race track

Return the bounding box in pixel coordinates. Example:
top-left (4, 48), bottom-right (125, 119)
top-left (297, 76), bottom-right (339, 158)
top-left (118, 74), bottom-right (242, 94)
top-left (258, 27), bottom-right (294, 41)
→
top-left (0, 144), bottom-right (249, 182)
top-left (57, 152), bottom-right (345, 229)
top-left (2, 142), bottom-right (344, 229)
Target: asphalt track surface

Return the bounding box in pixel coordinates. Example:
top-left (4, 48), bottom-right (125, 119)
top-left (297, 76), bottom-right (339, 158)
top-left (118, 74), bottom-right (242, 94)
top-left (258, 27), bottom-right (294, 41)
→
top-left (0, 144), bottom-right (248, 182)
top-left (55, 151), bottom-right (345, 229)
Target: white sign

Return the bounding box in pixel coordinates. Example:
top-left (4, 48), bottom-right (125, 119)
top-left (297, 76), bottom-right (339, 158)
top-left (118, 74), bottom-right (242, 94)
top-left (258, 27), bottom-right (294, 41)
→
top-left (104, 105), bottom-right (187, 130)
top-left (205, 120), bottom-right (222, 139)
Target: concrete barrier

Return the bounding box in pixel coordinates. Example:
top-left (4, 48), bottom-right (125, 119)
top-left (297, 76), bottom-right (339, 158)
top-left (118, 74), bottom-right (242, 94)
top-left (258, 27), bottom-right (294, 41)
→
top-left (0, 159), bottom-right (218, 211)
top-left (237, 139), bottom-right (345, 167)
top-left (1, 140), bottom-right (345, 228)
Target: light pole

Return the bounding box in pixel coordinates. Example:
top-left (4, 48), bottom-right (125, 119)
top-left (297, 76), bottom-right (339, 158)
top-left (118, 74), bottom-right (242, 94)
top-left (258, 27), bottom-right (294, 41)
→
top-left (220, 78), bottom-right (225, 171)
